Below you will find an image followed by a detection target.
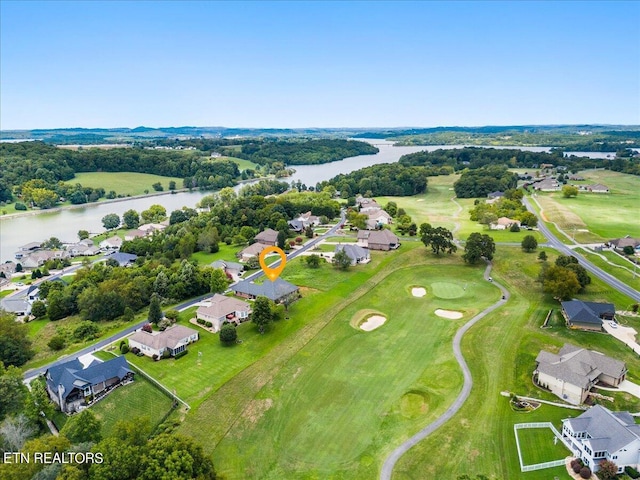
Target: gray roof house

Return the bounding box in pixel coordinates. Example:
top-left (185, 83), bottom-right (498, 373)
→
top-left (107, 252), bottom-right (138, 267)
top-left (237, 242), bottom-right (267, 262)
top-left (561, 300), bottom-right (615, 331)
top-left (231, 278), bottom-right (299, 304)
top-left (211, 260), bottom-right (244, 276)
top-left (562, 405), bottom-right (640, 474)
top-left (2, 298), bottom-right (31, 316)
top-left (128, 325), bottom-right (199, 358)
top-left (535, 343), bottom-right (627, 405)
top-left (357, 229), bottom-right (400, 251)
top-left (254, 228), bottom-right (279, 246)
top-left (335, 244), bottom-right (370, 266)
top-left (45, 356), bottom-right (134, 413)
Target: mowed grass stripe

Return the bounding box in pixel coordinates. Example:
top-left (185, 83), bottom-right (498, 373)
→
top-left (70, 172), bottom-right (183, 196)
top-left (516, 427), bottom-right (569, 465)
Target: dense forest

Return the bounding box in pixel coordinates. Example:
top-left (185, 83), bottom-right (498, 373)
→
top-left (453, 166), bottom-right (518, 198)
top-left (235, 139), bottom-right (378, 165)
top-left (316, 163), bottom-right (439, 197)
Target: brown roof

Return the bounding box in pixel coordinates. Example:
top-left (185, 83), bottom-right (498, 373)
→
top-left (238, 242), bottom-right (266, 258)
top-left (197, 294), bottom-right (250, 319)
top-left (255, 228), bottom-right (279, 245)
top-left (129, 325), bottom-right (198, 350)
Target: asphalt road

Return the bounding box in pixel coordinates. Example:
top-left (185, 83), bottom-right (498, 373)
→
top-left (22, 211), bottom-right (346, 382)
top-left (380, 262), bottom-right (509, 480)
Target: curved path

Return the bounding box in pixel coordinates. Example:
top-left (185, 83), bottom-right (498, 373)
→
top-left (380, 261), bottom-right (509, 480)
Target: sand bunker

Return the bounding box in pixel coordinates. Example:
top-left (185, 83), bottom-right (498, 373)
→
top-left (360, 315), bottom-right (387, 331)
top-left (411, 287), bottom-right (426, 297)
top-left (435, 309), bottom-right (463, 319)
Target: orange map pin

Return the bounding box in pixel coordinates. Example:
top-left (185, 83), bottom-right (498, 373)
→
top-left (259, 246), bottom-right (287, 281)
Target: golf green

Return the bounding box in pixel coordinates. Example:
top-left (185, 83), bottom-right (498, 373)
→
top-left (431, 281), bottom-right (465, 299)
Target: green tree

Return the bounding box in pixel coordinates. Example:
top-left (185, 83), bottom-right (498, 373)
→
top-left (541, 265), bottom-right (581, 299)
top-left (140, 204), bottom-right (167, 224)
top-left (122, 209), bottom-right (140, 229)
top-left (0, 310), bottom-right (34, 367)
top-left (31, 300), bottom-right (47, 319)
top-left (277, 230), bottom-right (286, 250)
top-left (384, 201), bottom-right (398, 216)
top-left (148, 293), bottom-right (163, 324)
top-left (61, 410), bottom-right (103, 444)
top-left (153, 270), bottom-right (169, 297)
top-left (304, 225), bottom-right (314, 238)
top-left (48, 335), bottom-right (65, 351)
top-left (210, 268), bottom-right (229, 294)
top-left (73, 322), bottom-right (100, 341)
top-left (596, 460), bottom-right (618, 480)
top-left (0, 364), bottom-right (28, 421)
top-left (420, 223), bottom-right (457, 255)
top-left (562, 185), bottom-right (579, 198)
top-left (520, 211), bottom-right (538, 227)
top-left (305, 254), bottom-right (321, 268)
top-left (333, 249), bottom-right (351, 270)
top-left (252, 296), bottom-right (273, 334)
top-left (521, 235), bottom-right (538, 252)
top-left (463, 233), bottom-right (496, 264)
top-left (168, 180), bottom-right (176, 191)
top-left (140, 433), bottom-right (216, 480)
top-left (102, 213), bottom-right (120, 231)
top-left (77, 230), bottom-right (90, 240)
top-left (23, 377), bottom-right (55, 426)
top-left (219, 324), bottom-right (237, 345)
top-left (538, 250), bottom-right (547, 262)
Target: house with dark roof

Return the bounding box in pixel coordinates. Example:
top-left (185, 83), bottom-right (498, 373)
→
top-left (107, 252), bottom-right (138, 267)
top-left (45, 356), bottom-right (134, 413)
top-left (231, 278), bottom-right (300, 304)
top-left (609, 236), bottom-right (640, 253)
top-left (534, 343), bottom-right (627, 405)
top-left (561, 300), bottom-right (615, 331)
top-left (128, 325), bottom-right (199, 358)
top-left (562, 405), bottom-right (640, 474)
top-left (334, 244), bottom-right (370, 266)
top-left (254, 228), bottom-right (279, 246)
top-left (357, 229), bottom-right (400, 251)
top-left (196, 294), bottom-right (251, 332)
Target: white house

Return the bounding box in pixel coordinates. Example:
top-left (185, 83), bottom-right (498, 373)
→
top-left (100, 236), bottom-right (123, 252)
top-left (534, 344), bottom-right (627, 405)
top-left (490, 217), bottom-right (521, 230)
top-left (128, 325), bottom-right (199, 358)
top-left (562, 405), bottom-right (640, 474)
top-left (196, 294), bottom-right (251, 332)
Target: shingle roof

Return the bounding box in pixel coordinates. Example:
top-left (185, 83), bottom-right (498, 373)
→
top-left (129, 325), bottom-right (198, 351)
top-left (536, 343), bottom-right (627, 390)
top-left (562, 300), bottom-right (614, 326)
top-left (46, 356), bottom-right (132, 400)
top-left (197, 294), bottom-right (250, 319)
top-left (109, 252), bottom-right (138, 266)
top-left (255, 228), bottom-right (279, 244)
top-left (238, 243), bottom-right (266, 258)
top-left (367, 229), bottom-right (399, 245)
top-left (564, 405), bottom-right (640, 454)
top-left (335, 244), bottom-right (369, 262)
top-left (231, 278), bottom-right (299, 301)
top-left (211, 260), bottom-right (244, 271)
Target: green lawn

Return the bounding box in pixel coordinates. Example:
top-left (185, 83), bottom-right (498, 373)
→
top-left (69, 172), bottom-right (184, 197)
top-left (190, 243), bottom-right (242, 266)
top-left (516, 427), bottom-right (570, 466)
top-left (533, 170), bottom-right (640, 243)
top-left (324, 235), bottom-right (357, 242)
top-left (576, 248), bottom-right (640, 292)
top-left (392, 245), bottom-right (640, 479)
top-left (215, 155), bottom-right (260, 171)
top-left (89, 373), bottom-right (174, 438)
top-left (173, 244), bottom-right (500, 479)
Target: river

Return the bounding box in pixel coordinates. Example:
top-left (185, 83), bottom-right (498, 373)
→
top-left (0, 140), bottom-right (620, 262)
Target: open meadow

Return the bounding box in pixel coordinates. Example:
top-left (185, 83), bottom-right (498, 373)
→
top-left (70, 172), bottom-right (184, 196)
top-left (533, 169), bottom-right (640, 243)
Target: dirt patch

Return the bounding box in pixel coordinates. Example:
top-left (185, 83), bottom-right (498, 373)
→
top-left (360, 315), bottom-right (387, 331)
top-left (411, 287), bottom-right (426, 297)
top-left (242, 398), bottom-right (273, 425)
top-left (435, 309), bottom-right (463, 319)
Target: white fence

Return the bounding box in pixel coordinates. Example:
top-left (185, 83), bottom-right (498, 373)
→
top-left (513, 423), bottom-right (572, 472)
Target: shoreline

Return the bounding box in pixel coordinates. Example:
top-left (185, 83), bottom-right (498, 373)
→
top-left (0, 178), bottom-right (262, 221)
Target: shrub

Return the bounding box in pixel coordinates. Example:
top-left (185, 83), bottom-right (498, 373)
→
top-left (197, 318), bottom-right (205, 325)
top-left (205, 321), bottom-right (213, 328)
top-left (130, 347), bottom-right (140, 355)
top-left (120, 343), bottom-right (129, 354)
top-left (162, 349), bottom-right (171, 359)
top-left (164, 309), bottom-right (179, 321)
top-left (626, 466), bottom-right (640, 479)
top-left (509, 223), bottom-right (520, 232)
top-left (174, 349), bottom-right (188, 359)
top-left (158, 318), bottom-right (172, 331)
top-left (14, 202), bottom-right (27, 211)
top-left (152, 354), bottom-right (158, 361)
top-left (573, 461), bottom-right (583, 473)
top-left (219, 324), bottom-right (237, 345)
top-left (142, 323), bottom-right (153, 333)
top-left (73, 321), bottom-right (100, 341)
top-left (48, 336), bottom-right (66, 351)
top-left (579, 466), bottom-right (591, 479)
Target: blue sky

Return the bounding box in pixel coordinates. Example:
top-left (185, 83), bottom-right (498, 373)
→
top-left (1, 1), bottom-right (638, 129)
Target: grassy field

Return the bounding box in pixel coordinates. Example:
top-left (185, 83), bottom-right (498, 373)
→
top-left (69, 172), bottom-right (184, 197)
top-left (392, 245), bottom-right (640, 479)
top-left (533, 170), bottom-right (640, 243)
top-left (214, 155), bottom-right (260, 171)
top-left (89, 371), bottom-right (174, 437)
top-left (516, 427), bottom-right (570, 466)
top-left (170, 244), bottom-right (501, 479)
top-left (576, 248), bottom-right (640, 292)
top-left (190, 243), bottom-right (241, 266)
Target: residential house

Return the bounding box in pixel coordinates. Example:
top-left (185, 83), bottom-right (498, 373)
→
top-left (365, 209), bottom-right (393, 230)
top-left (26, 285), bottom-right (40, 303)
top-left (561, 300), bottom-right (615, 331)
top-left (532, 178), bottom-right (561, 192)
top-left (490, 217), bottom-right (521, 230)
top-left (288, 219), bottom-right (305, 233)
top-left (107, 252), bottom-right (138, 267)
top-left (2, 298), bottom-right (31, 316)
top-left (231, 278), bottom-right (300, 304)
top-left (334, 244), bottom-right (370, 266)
top-left (487, 191), bottom-right (505, 199)
top-left (211, 260), bottom-right (244, 278)
top-left (562, 405), bottom-right (640, 474)
top-left (568, 174), bottom-right (585, 181)
top-left (0, 261), bottom-right (17, 277)
top-left (534, 343), bottom-right (627, 405)
top-left (357, 229), bottom-right (400, 251)
top-left (100, 236), bottom-right (123, 252)
top-left (124, 229), bottom-right (146, 241)
top-left (16, 242), bottom-right (42, 259)
top-left (355, 195), bottom-right (379, 209)
top-left (254, 228), bottom-right (279, 246)
top-left (609, 236), bottom-right (640, 253)
top-left (237, 242), bottom-right (266, 262)
top-left (584, 183), bottom-right (610, 193)
top-left (67, 243), bottom-right (102, 257)
top-left (196, 294), bottom-right (251, 332)
top-left (138, 223), bottom-right (167, 234)
top-left (128, 325), bottom-right (199, 358)
top-left (44, 356), bottom-right (134, 413)
top-left (21, 250), bottom-right (68, 269)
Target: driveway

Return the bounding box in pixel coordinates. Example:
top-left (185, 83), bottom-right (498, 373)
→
top-left (602, 321), bottom-right (640, 355)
